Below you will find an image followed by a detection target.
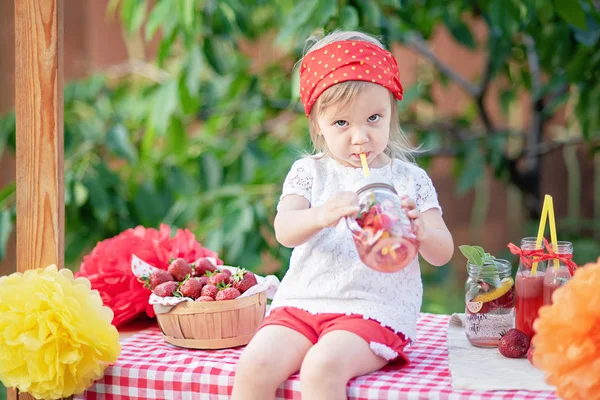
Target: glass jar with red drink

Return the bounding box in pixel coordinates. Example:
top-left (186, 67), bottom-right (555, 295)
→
top-left (515, 237), bottom-right (546, 339)
top-left (465, 258), bottom-right (515, 347)
top-left (346, 178), bottom-right (419, 273)
top-left (543, 241), bottom-right (574, 305)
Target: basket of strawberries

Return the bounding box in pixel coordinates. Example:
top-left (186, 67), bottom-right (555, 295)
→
top-left (133, 255), bottom-right (279, 349)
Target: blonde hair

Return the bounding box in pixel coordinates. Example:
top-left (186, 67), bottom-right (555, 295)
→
top-left (300, 30), bottom-right (418, 163)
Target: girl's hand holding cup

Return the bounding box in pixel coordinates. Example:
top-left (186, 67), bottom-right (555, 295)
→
top-left (400, 196), bottom-right (425, 240)
top-left (316, 191), bottom-right (360, 228)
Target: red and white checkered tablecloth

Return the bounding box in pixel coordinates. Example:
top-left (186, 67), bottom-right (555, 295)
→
top-left (81, 313), bottom-right (558, 400)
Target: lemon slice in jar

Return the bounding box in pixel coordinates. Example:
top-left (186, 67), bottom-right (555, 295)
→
top-left (472, 277), bottom-right (514, 303)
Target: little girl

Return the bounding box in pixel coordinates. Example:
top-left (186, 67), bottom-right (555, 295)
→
top-left (232, 30), bottom-right (454, 400)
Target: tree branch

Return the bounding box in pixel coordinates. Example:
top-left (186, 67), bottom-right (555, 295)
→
top-left (475, 56), bottom-right (494, 132)
top-left (414, 135), bottom-right (598, 159)
top-left (102, 60), bottom-right (170, 83)
top-left (407, 33), bottom-right (495, 132)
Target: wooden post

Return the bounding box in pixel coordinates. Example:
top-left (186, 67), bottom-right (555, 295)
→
top-left (11, 0), bottom-right (64, 399)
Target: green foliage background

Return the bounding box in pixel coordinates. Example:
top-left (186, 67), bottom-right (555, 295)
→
top-left (1, 0), bottom-right (599, 321)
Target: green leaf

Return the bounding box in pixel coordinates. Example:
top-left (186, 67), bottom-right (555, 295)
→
top-left (553, 0), bottom-right (588, 30)
top-left (240, 149), bottom-right (258, 183)
top-left (107, 124), bottom-right (138, 163)
top-left (140, 126), bottom-right (156, 162)
top-left (459, 245), bottom-right (483, 266)
top-left (203, 36), bottom-right (234, 75)
top-left (209, 3), bottom-right (234, 35)
top-left (184, 48), bottom-right (203, 95)
top-left (486, 135), bottom-right (507, 172)
top-left (83, 175), bottom-right (112, 223)
top-left (339, 5), bottom-right (360, 29)
top-left (456, 146), bottom-right (485, 194)
top-left (459, 244), bottom-right (497, 268)
top-left (489, 0), bottom-right (520, 36)
top-left (572, 9), bottom-right (600, 46)
top-left (223, 202), bottom-right (254, 235)
top-left (182, 0), bottom-right (195, 33)
top-left (73, 182), bottom-right (89, 207)
top-left (150, 80), bottom-right (179, 133)
top-left (381, 0), bottom-right (401, 8)
top-left (397, 83), bottom-right (425, 112)
top-left (566, 46), bottom-right (591, 81)
top-left (355, 0), bottom-right (382, 31)
top-left (499, 89), bottom-right (516, 116)
top-left (199, 153), bottom-right (223, 190)
top-left (0, 182), bottom-right (16, 209)
top-left (443, 14), bottom-right (476, 49)
top-left (166, 118), bottom-right (188, 159)
top-left (225, 233), bottom-right (245, 262)
top-left (129, 0), bottom-right (148, 33)
top-left (157, 27), bottom-right (179, 66)
top-left (310, 0), bottom-right (337, 28)
top-left (145, 0), bottom-right (171, 41)
top-left (276, 0), bottom-right (319, 43)
top-left (0, 209), bottom-right (13, 260)
top-left (133, 183), bottom-right (171, 226)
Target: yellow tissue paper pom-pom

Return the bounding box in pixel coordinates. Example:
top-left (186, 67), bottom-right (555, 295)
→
top-left (532, 257), bottom-right (600, 400)
top-left (0, 265), bottom-right (121, 399)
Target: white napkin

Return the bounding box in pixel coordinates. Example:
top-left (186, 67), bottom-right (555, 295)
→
top-left (447, 313), bottom-right (555, 392)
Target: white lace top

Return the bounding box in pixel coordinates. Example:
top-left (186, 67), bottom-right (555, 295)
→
top-left (270, 155), bottom-right (442, 342)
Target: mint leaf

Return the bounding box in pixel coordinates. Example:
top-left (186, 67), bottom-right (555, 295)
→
top-left (459, 244), bottom-right (497, 267)
top-left (459, 245), bottom-right (483, 265)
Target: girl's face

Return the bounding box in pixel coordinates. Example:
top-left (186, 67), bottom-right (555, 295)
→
top-left (314, 83), bottom-right (392, 168)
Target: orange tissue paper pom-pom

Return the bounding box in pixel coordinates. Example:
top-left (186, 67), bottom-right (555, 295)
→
top-left (532, 257), bottom-right (600, 400)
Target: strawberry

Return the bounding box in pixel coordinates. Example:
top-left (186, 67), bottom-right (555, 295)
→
top-left (498, 328), bottom-right (530, 358)
top-left (193, 258), bottom-right (217, 277)
top-left (179, 277), bottom-right (205, 299)
top-left (208, 271), bottom-right (229, 286)
top-left (143, 270), bottom-right (174, 289)
top-left (527, 346), bottom-right (535, 365)
top-left (380, 214), bottom-right (393, 230)
top-left (215, 286), bottom-right (241, 301)
top-left (478, 281), bottom-right (491, 293)
top-left (168, 258), bottom-right (193, 281)
top-left (232, 268), bottom-right (258, 293)
top-left (200, 284), bottom-right (219, 299)
top-left (196, 296), bottom-right (215, 302)
top-left (153, 281), bottom-right (179, 297)
top-left (198, 276), bottom-right (209, 286)
top-left (221, 269), bottom-right (232, 279)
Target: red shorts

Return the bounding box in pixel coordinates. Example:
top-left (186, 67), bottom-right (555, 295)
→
top-left (259, 306), bottom-right (410, 365)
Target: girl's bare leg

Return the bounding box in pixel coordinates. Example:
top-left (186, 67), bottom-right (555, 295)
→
top-left (299, 330), bottom-right (388, 400)
top-left (231, 325), bottom-right (313, 400)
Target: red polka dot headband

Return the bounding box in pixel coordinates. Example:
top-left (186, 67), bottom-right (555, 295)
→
top-left (299, 40), bottom-right (404, 116)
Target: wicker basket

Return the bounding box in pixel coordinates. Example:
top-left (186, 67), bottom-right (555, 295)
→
top-left (154, 291), bottom-right (267, 349)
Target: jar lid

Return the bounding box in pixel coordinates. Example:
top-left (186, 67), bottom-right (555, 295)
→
top-left (353, 176), bottom-right (395, 194)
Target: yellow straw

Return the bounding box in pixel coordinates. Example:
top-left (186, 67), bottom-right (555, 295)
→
top-left (547, 196), bottom-right (561, 271)
top-left (360, 153), bottom-right (370, 177)
top-left (531, 195), bottom-right (550, 275)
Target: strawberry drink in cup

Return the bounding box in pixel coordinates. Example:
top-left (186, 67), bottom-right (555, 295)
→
top-left (514, 237), bottom-right (546, 339)
top-left (515, 271), bottom-right (544, 339)
top-left (542, 241), bottom-right (574, 305)
top-left (346, 177), bottom-right (418, 272)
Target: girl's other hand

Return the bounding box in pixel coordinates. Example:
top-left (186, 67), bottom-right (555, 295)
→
top-left (317, 191), bottom-right (360, 228)
top-left (401, 196), bottom-right (425, 240)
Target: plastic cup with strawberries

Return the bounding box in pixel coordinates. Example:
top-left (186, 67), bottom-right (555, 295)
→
top-left (346, 177), bottom-right (419, 273)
